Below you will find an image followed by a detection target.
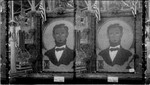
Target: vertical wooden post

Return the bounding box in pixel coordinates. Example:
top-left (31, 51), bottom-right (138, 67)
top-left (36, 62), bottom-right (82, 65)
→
top-left (31, 0), bottom-right (35, 29)
top-left (0, 8), bottom-right (1, 57)
top-left (10, 26), bottom-right (16, 73)
top-left (10, 0), bottom-right (16, 73)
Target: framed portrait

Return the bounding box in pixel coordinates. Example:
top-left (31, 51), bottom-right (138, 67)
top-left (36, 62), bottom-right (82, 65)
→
top-left (96, 18), bottom-right (135, 72)
top-left (42, 16), bottom-right (75, 72)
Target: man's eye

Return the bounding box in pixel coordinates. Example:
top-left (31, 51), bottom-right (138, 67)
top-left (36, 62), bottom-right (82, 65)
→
top-left (116, 32), bottom-right (120, 34)
top-left (61, 32), bottom-right (65, 34)
top-left (55, 33), bottom-right (59, 36)
top-left (109, 33), bottom-right (113, 35)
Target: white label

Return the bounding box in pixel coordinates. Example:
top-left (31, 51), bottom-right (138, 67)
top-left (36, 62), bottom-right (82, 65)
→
top-left (54, 76), bottom-right (65, 82)
top-left (148, 54), bottom-right (150, 58)
top-left (129, 68), bottom-right (135, 72)
top-left (107, 76), bottom-right (118, 82)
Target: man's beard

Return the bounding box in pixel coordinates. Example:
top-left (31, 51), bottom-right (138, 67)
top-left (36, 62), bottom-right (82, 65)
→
top-left (109, 41), bottom-right (120, 47)
top-left (55, 40), bottom-right (66, 47)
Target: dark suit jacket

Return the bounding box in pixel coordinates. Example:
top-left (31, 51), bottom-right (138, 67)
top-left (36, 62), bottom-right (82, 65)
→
top-left (99, 47), bottom-right (132, 66)
top-left (44, 46), bottom-right (74, 66)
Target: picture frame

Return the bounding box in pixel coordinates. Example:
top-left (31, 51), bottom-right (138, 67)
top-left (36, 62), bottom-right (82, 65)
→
top-left (96, 9), bottom-right (142, 73)
top-left (42, 13), bottom-right (75, 72)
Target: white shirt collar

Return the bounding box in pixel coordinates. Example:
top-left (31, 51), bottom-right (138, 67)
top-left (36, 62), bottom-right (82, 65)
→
top-left (55, 45), bottom-right (66, 49)
top-left (109, 45), bottom-right (120, 49)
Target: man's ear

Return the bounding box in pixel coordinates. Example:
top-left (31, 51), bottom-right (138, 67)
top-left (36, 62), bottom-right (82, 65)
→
top-left (121, 31), bottom-right (123, 38)
top-left (53, 33), bottom-right (56, 39)
top-left (148, 33), bottom-right (150, 39)
top-left (107, 33), bottom-right (110, 39)
top-left (66, 32), bottom-right (69, 37)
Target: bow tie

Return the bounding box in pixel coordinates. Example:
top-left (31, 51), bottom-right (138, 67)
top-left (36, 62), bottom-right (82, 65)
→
top-left (109, 48), bottom-right (119, 51)
top-left (55, 48), bottom-right (65, 51)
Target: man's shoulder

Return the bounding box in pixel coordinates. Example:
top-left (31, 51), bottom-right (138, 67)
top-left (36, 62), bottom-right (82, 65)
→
top-left (101, 48), bottom-right (108, 52)
top-left (65, 46), bottom-right (75, 58)
top-left (66, 46), bottom-right (74, 52)
top-left (64, 46), bottom-right (75, 62)
top-left (99, 48), bottom-right (109, 56)
top-left (120, 47), bottom-right (132, 53)
top-left (44, 47), bottom-right (55, 55)
top-left (120, 47), bottom-right (132, 56)
top-left (48, 47), bottom-right (55, 51)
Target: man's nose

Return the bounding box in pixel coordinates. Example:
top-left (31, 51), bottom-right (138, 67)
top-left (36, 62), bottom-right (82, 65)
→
top-left (110, 34), bottom-right (115, 37)
top-left (112, 33), bottom-right (118, 36)
top-left (57, 33), bottom-right (63, 36)
top-left (58, 34), bottom-right (64, 38)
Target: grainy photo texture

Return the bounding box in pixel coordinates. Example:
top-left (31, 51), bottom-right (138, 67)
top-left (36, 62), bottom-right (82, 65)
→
top-left (42, 19), bottom-right (75, 72)
top-left (97, 19), bottom-right (134, 72)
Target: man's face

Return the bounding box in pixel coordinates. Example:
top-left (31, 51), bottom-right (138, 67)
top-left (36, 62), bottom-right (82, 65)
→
top-left (53, 27), bottom-right (68, 44)
top-left (108, 27), bottom-right (122, 45)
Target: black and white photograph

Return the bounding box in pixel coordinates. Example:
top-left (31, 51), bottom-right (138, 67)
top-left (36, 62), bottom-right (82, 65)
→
top-left (0, 0), bottom-right (148, 84)
top-left (42, 19), bottom-right (75, 72)
top-left (97, 20), bottom-right (134, 72)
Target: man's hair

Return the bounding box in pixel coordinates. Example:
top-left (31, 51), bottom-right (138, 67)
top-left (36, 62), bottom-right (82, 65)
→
top-left (107, 23), bottom-right (123, 34)
top-left (53, 24), bottom-right (69, 34)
